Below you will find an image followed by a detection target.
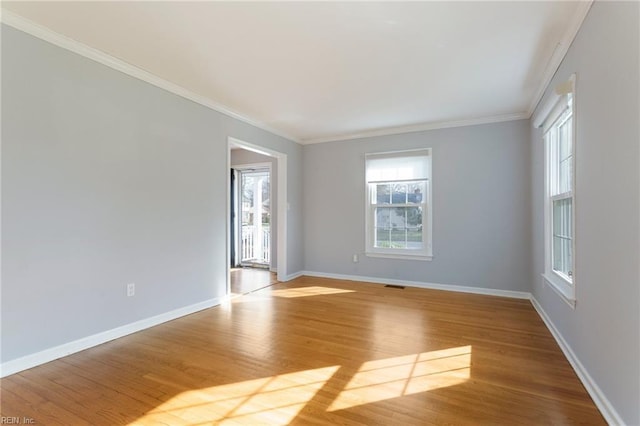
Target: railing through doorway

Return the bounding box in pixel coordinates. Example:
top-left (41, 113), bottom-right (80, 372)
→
top-left (241, 224), bottom-right (270, 264)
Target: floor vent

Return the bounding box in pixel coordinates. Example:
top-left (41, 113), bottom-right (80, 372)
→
top-left (384, 284), bottom-right (406, 289)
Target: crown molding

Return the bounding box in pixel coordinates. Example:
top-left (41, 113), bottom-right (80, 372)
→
top-left (301, 112), bottom-right (530, 145)
top-left (527, 0), bottom-right (594, 117)
top-left (2, 2), bottom-right (593, 147)
top-left (298, 0), bottom-right (594, 146)
top-left (0, 9), bottom-right (301, 144)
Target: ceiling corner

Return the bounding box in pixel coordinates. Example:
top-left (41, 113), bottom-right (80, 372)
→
top-left (526, 0), bottom-right (595, 117)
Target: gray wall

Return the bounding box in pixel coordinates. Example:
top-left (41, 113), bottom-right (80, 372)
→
top-left (530, 2), bottom-right (639, 424)
top-left (303, 120), bottom-right (531, 292)
top-left (3, 4), bottom-right (639, 422)
top-left (230, 148), bottom-right (278, 269)
top-left (1, 25), bottom-right (303, 363)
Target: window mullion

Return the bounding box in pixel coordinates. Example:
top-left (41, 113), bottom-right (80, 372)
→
top-left (550, 192), bottom-right (573, 202)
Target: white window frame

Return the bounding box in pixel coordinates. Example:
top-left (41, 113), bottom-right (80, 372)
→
top-left (365, 149), bottom-right (433, 261)
top-left (535, 74), bottom-right (576, 307)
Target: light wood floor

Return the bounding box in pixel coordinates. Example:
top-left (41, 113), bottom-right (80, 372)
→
top-left (230, 267), bottom-right (277, 296)
top-left (0, 276), bottom-right (605, 425)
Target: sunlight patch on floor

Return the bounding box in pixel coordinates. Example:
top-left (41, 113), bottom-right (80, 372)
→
top-left (270, 286), bottom-right (355, 298)
top-left (133, 346), bottom-right (471, 424)
top-left (327, 345), bottom-right (472, 411)
top-left (136, 366), bottom-right (340, 425)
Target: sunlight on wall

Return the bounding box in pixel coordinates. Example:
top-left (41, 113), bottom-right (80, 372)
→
top-left (270, 286), bottom-right (355, 298)
top-left (327, 345), bottom-right (472, 411)
top-left (137, 366), bottom-right (340, 425)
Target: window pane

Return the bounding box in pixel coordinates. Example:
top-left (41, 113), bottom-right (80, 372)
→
top-left (558, 157), bottom-right (571, 194)
top-left (559, 118), bottom-right (571, 160)
top-left (406, 206), bottom-right (421, 226)
top-left (375, 208), bottom-right (391, 248)
top-left (375, 227), bottom-right (391, 248)
top-left (552, 198), bottom-right (572, 278)
top-left (375, 184), bottom-right (391, 204)
top-left (407, 205), bottom-right (422, 226)
top-left (548, 131), bottom-right (558, 196)
top-left (557, 116), bottom-right (573, 194)
top-left (406, 206), bottom-right (423, 248)
top-left (376, 208), bottom-right (390, 228)
top-left (391, 184), bottom-right (407, 204)
top-left (390, 207), bottom-right (407, 248)
top-left (407, 182), bottom-right (425, 204)
top-left (391, 207), bottom-right (408, 228)
top-left (407, 229), bottom-right (423, 247)
top-left (242, 176), bottom-right (254, 207)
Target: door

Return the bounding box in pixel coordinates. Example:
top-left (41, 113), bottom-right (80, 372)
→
top-left (239, 168), bottom-right (271, 268)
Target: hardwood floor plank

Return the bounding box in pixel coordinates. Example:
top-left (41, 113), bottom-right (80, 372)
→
top-left (230, 267), bottom-right (277, 296)
top-left (1, 374), bottom-right (93, 425)
top-left (0, 275), bottom-right (605, 425)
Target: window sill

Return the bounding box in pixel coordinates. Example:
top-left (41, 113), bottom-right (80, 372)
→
top-left (542, 273), bottom-right (576, 309)
top-left (366, 252), bottom-right (433, 261)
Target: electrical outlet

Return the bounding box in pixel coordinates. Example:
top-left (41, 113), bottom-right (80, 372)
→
top-left (127, 283), bottom-right (135, 297)
top-left (353, 254), bottom-right (359, 263)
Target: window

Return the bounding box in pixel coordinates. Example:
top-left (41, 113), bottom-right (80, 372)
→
top-left (365, 149), bottom-right (432, 260)
top-left (536, 74), bottom-right (576, 306)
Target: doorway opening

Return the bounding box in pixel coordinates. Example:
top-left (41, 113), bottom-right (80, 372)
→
top-left (227, 137), bottom-right (287, 297)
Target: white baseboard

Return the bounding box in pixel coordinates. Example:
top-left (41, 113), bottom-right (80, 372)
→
top-left (282, 271), bottom-right (304, 282)
top-left (1, 272), bottom-right (622, 425)
top-left (530, 297), bottom-right (624, 425)
top-left (301, 270), bottom-right (531, 300)
top-left (301, 271), bottom-right (622, 423)
top-left (0, 296), bottom-right (224, 378)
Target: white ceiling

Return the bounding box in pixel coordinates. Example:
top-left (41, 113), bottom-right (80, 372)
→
top-left (2, 1), bottom-right (591, 144)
